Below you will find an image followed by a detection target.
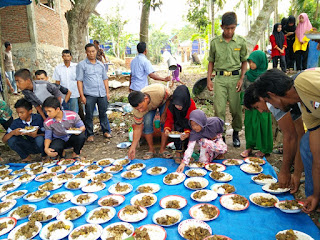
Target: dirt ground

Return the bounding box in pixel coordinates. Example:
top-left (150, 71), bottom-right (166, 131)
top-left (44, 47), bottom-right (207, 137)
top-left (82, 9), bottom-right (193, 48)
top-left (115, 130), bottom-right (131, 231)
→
top-left (0, 66), bottom-right (318, 226)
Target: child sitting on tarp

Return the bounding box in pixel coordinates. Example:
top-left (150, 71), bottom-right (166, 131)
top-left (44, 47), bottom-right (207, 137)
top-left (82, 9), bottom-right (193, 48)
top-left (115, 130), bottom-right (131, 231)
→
top-left (2, 98), bottom-right (45, 162)
top-left (176, 109), bottom-right (227, 172)
top-left (43, 96), bottom-right (85, 160)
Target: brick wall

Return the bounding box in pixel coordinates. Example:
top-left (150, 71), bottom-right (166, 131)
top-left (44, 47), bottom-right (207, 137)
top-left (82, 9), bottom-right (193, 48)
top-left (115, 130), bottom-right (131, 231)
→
top-left (0, 5), bottom-right (30, 43)
top-left (34, 0), bottom-right (71, 48)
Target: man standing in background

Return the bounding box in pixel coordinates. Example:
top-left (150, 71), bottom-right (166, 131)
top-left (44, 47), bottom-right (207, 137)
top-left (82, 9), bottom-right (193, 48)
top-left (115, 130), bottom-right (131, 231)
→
top-left (53, 49), bottom-right (79, 113)
top-left (4, 41), bottom-right (17, 94)
top-left (93, 40), bottom-right (108, 64)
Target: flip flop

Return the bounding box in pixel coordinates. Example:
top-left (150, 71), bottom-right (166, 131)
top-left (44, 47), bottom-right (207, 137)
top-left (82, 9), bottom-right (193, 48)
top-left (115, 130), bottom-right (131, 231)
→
top-left (240, 149), bottom-right (252, 158)
top-left (143, 152), bottom-right (155, 160)
top-left (254, 151), bottom-right (265, 158)
top-left (159, 151), bottom-right (173, 159)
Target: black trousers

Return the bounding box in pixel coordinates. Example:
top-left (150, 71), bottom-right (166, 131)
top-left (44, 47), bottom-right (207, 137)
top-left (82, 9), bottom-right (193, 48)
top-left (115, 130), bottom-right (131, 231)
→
top-left (0, 117), bottom-right (13, 130)
top-left (295, 47), bottom-right (309, 70)
top-left (272, 55), bottom-right (286, 72)
top-left (49, 132), bottom-right (86, 157)
top-left (173, 137), bottom-right (189, 151)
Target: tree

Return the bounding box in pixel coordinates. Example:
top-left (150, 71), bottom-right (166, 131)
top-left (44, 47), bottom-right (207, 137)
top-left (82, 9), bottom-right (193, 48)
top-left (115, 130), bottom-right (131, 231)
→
top-left (88, 15), bottom-right (109, 44)
top-left (65, 0), bottom-right (101, 62)
top-left (139, 0), bottom-right (163, 44)
top-left (148, 26), bottom-right (169, 64)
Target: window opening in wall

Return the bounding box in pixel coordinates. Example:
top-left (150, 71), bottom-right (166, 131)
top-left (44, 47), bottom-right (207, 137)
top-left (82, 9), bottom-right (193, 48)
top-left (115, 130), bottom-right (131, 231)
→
top-left (40, 0), bottom-right (55, 10)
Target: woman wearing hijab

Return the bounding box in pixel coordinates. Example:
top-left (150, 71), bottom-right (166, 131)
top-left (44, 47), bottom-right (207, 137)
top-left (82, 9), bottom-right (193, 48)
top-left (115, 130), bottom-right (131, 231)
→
top-left (176, 109), bottom-right (227, 173)
top-left (240, 50), bottom-right (273, 158)
top-left (293, 13), bottom-right (313, 70)
top-left (164, 85), bottom-right (196, 163)
top-left (283, 15), bottom-right (296, 72)
top-left (270, 23), bottom-right (287, 72)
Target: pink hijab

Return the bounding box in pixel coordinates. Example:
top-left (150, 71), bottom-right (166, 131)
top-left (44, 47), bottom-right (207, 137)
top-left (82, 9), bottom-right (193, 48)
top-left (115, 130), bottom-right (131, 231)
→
top-left (296, 13), bottom-right (313, 42)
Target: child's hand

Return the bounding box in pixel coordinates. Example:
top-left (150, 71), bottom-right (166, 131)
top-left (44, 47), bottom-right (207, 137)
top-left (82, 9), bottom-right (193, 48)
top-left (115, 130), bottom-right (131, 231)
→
top-left (164, 130), bottom-right (170, 136)
top-left (180, 132), bottom-right (189, 140)
top-left (45, 148), bottom-right (58, 157)
top-left (12, 128), bottom-right (22, 136)
top-left (176, 163), bottom-right (186, 173)
top-left (25, 130), bottom-right (38, 138)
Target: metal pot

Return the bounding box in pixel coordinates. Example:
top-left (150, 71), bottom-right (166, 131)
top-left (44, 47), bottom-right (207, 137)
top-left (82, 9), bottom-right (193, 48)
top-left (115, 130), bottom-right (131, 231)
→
top-left (115, 70), bottom-right (122, 76)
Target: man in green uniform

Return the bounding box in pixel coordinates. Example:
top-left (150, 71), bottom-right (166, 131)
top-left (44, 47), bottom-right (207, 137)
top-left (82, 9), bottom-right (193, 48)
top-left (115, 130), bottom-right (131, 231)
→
top-left (207, 12), bottom-right (248, 147)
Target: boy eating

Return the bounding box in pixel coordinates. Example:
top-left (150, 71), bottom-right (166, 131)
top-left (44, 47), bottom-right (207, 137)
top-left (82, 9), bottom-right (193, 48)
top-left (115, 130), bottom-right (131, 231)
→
top-left (14, 68), bottom-right (63, 120)
top-left (2, 98), bottom-right (45, 162)
top-left (43, 96), bottom-right (85, 160)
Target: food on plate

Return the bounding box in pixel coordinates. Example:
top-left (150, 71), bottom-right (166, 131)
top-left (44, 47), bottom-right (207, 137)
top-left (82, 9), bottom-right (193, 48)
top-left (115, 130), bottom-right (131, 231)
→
top-left (1, 182), bottom-right (16, 191)
top-left (0, 170), bottom-right (10, 177)
top-left (269, 183), bottom-right (282, 190)
top-left (134, 228), bottom-right (150, 240)
top-left (86, 165), bottom-right (100, 171)
top-left (220, 184), bottom-right (235, 194)
top-left (29, 162), bottom-right (42, 169)
top-left (224, 159), bottom-right (241, 165)
top-left (100, 198), bottom-right (119, 207)
top-left (156, 215), bottom-right (179, 225)
top-left (207, 164), bottom-right (220, 171)
top-left (46, 221), bottom-right (71, 239)
top-left (165, 200), bottom-right (180, 209)
top-left (187, 181), bottom-right (202, 189)
top-left (187, 170), bottom-right (204, 177)
top-left (0, 174), bottom-right (15, 181)
top-left (67, 181), bottom-right (81, 189)
top-left (37, 173), bottom-right (55, 181)
top-left (50, 166), bottom-right (63, 173)
top-left (199, 204), bottom-right (218, 219)
top-left (56, 173), bottom-right (73, 181)
top-left (17, 173), bottom-right (33, 181)
top-left (59, 159), bottom-right (74, 165)
top-left (26, 190), bottom-right (48, 199)
top-left (164, 173), bottom-right (179, 184)
top-left (14, 220), bottom-right (39, 240)
top-left (97, 159), bottom-right (112, 166)
top-left (30, 166), bottom-right (44, 175)
top-left (13, 168), bottom-right (27, 175)
top-left (124, 172), bottom-right (138, 179)
top-left (75, 172), bottom-right (91, 178)
top-left (123, 205), bottom-right (144, 215)
top-left (115, 183), bottom-right (130, 192)
top-left (209, 171), bottom-right (225, 180)
top-left (278, 200), bottom-right (303, 210)
top-left (39, 182), bottom-right (58, 191)
top-left (117, 159), bottom-right (130, 166)
top-left (89, 208), bottom-right (110, 220)
top-left (67, 165), bottom-right (82, 172)
top-left (183, 227), bottom-right (211, 240)
top-left (150, 167), bottom-right (163, 174)
top-left (189, 162), bottom-right (205, 168)
top-left (246, 157), bottom-right (264, 164)
top-left (49, 193), bottom-right (67, 203)
top-left (29, 211), bottom-right (53, 222)
top-left (0, 201), bottom-right (12, 212)
top-left (134, 195), bottom-right (155, 207)
top-left (137, 186), bottom-right (153, 193)
top-left (11, 205), bottom-right (35, 218)
top-left (169, 131), bottom-right (181, 135)
top-left (0, 219), bottom-right (14, 231)
top-left (0, 165), bottom-right (8, 170)
top-left (43, 159), bottom-right (56, 166)
top-left (253, 173), bottom-right (273, 180)
top-left (71, 225), bottom-right (98, 239)
top-left (5, 191), bottom-right (25, 200)
top-left (109, 165), bottom-right (123, 172)
top-left (276, 229), bottom-right (298, 240)
top-left (84, 182), bottom-right (104, 190)
top-left (247, 164), bottom-right (262, 172)
top-left (76, 194), bottom-right (91, 204)
top-left (64, 208), bottom-right (82, 220)
top-left (231, 195), bottom-right (248, 206)
top-left (193, 191), bottom-right (208, 199)
top-left (128, 163), bottom-right (144, 170)
top-left (24, 126), bottom-right (36, 130)
top-left (253, 196), bottom-right (277, 207)
top-left (106, 224), bottom-right (133, 239)
top-left (206, 236), bottom-right (228, 240)
top-left (69, 127), bottom-right (79, 131)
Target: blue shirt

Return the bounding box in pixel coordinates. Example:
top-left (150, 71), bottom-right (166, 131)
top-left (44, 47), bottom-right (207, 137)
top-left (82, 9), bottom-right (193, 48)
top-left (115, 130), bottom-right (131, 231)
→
top-left (76, 58), bottom-right (108, 97)
top-left (7, 114), bottom-right (44, 141)
top-left (130, 54), bottom-right (154, 91)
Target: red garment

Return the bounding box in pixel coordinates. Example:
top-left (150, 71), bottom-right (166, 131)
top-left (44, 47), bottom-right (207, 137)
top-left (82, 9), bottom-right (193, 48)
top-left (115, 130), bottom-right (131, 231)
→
top-left (270, 34), bottom-right (287, 57)
top-left (164, 99), bottom-right (196, 133)
top-left (253, 44), bottom-right (259, 51)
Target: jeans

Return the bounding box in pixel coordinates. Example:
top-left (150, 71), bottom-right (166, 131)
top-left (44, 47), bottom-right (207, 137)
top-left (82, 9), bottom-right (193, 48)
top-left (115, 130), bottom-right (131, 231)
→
top-left (49, 132), bottom-right (86, 157)
top-left (84, 95), bottom-right (111, 137)
top-left (7, 135), bottom-right (45, 159)
top-left (6, 71), bottom-right (17, 93)
top-left (272, 55), bottom-right (286, 72)
top-left (300, 131), bottom-right (313, 197)
top-left (64, 98), bottom-right (79, 113)
top-left (143, 103), bottom-right (165, 134)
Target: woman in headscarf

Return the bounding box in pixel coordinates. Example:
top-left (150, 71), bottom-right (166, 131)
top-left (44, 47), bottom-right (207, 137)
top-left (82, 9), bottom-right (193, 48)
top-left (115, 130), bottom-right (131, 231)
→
top-left (240, 50), bottom-right (273, 158)
top-left (270, 23), bottom-right (287, 72)
top-left (293, 13), bottom-right (313, 70)
top-left (164, 85), bottom-right (196, 163)
top-left (283, 15), bottom-right (296, 72)
top-left (176, 109), bottom-right (227, 172)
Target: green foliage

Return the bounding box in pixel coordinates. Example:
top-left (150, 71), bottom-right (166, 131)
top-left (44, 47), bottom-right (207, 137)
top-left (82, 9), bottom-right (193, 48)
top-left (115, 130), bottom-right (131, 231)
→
top-left (88, 15), bottom-right (109, 44)
top-left (148, 26), bottom-right (169, 64)
top-left (289, 0), bottom-right (320, 29)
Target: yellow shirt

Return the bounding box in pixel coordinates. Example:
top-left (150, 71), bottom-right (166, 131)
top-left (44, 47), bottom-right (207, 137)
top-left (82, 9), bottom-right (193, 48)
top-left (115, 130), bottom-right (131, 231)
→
top-left (292, 29), bottom-right (312, 52)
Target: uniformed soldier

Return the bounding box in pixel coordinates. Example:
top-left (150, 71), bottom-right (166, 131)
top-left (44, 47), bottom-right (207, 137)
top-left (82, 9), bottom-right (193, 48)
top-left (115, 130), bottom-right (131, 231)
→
top-left (206, 12), bottom-right (248, 147)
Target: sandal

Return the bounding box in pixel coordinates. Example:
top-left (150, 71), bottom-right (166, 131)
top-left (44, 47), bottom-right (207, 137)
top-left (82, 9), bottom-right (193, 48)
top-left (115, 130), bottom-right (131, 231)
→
top-left (240, 149), bottom-right (252, 158)
top-left (159, 151), bottom-right (173, 159)
top-left (174, 156), bottom-right (182, 164)
top-left (254, 151), bottom-right (265, 158)
top-left (143, 152), bottom-right (155, 160)
top-left (272, 147), bottom-right (283, 154)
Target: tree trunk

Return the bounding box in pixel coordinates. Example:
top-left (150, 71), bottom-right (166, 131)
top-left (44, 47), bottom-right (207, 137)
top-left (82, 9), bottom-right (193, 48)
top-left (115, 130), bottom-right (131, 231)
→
top-left (274, 0), bottom-right (278, 24)
top-left (65, 0), bottom-right (100, 62)
top-left (315, 0), bottom-right (319, 19)
top-left (140, 0), bottom-right (151, 43)
top-left (246, 0), bottom-right (277, 53)
top-left (211, 0), bottom-right (215, 39)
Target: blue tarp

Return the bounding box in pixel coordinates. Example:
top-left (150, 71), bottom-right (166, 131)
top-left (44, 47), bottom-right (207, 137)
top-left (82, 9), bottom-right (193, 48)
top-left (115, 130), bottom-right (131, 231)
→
top-left (0, 0), bottom-right (31, 7)
top-left (1, 158), bottom-right (320, 239)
